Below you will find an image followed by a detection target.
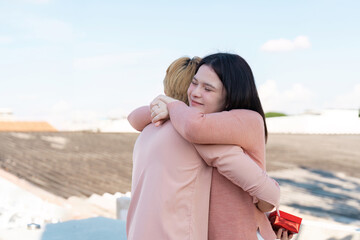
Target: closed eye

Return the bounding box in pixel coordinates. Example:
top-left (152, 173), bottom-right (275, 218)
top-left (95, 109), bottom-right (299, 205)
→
top-left (191, 79), bottom-right (198, 85)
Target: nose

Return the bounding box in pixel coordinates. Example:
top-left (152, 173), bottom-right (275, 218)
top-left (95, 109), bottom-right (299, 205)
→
top-left (191, 85), bottom-right (201, 98)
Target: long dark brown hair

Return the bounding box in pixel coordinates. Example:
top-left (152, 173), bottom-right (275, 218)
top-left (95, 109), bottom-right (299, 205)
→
top-left (196, 53), bottom-right (268, 141)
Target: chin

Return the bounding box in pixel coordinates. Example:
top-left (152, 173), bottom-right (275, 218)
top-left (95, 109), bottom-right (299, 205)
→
top-left (190, 105), bottom-right (201, 109)
top-left (194, 106), bottom-right (207, 112)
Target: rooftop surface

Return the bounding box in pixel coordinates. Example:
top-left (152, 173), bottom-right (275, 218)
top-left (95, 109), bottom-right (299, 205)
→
top-left (0, 132), bottom-right (137, 198)
top-left (0, 132), bottom-right (359, 222)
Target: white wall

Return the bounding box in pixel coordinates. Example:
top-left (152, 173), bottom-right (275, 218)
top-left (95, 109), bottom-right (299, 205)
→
top-left (267, 109), bottom-right (360, 134)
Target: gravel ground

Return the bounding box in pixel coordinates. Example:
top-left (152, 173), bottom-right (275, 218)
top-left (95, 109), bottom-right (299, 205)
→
top-left (1, 133), bottom-right (359, 239)
top-left (266, 134), bottom-right (360, 178)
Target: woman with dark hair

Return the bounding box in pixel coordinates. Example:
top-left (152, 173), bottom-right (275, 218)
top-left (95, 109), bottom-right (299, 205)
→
top-left (127, 54), bottom-right (287, 240)
top-left (201, 53), bottom-right (267, 117)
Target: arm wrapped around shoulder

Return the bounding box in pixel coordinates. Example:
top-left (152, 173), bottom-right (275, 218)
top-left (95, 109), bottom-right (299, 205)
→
top-left (167, 101), bottom-right (265, 150)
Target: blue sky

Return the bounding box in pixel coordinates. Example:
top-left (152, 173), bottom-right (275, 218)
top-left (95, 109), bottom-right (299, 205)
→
top-left (1, 0), bottom-right (359, 128)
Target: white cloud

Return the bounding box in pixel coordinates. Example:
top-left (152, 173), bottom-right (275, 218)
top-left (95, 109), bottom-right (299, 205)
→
top-left (259, 80), bottom-right (315, 114)
top-left (333, 84), bottom-right (360, 109)
top-left (261, 36), bottom-right (311, 52)
top-left (0, 36), bottom-right (13, 44)
top-left (283, 83), bottom-right (313, 101)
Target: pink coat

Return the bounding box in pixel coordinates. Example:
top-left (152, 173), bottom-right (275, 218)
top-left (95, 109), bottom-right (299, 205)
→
top-left (127, 103), bottom-right (279, 240)
top-left (167, 101), bottom-right (278, 240)
top-left (127, 121), bottom-right (212, 239)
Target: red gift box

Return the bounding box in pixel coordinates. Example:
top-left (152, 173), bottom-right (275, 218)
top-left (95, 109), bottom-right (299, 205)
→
top-left (269, 210), bottom-right (302, 234)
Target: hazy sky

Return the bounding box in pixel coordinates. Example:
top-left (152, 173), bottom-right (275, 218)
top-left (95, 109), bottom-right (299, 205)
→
top-left (1, 0), bottom-right (359, 128)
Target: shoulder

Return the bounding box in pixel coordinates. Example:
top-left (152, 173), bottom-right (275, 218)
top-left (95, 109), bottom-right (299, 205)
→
top-left (229, 109), bottom-right (263, 122)
top-left (229, 109), bottom-right (262, 118)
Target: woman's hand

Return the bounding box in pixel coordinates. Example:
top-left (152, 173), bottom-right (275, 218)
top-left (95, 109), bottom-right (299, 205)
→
top-left (276, 228), bottom-right (294, 240)
top-left (256, 200), bottom-right (275, 213)
top-left (150, 95), bottom-right (170, 126)
top-left (150, 95), bottom-right (179, 126)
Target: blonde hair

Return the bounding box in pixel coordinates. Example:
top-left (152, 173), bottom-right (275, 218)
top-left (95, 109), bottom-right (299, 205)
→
top-left (163, 56), bottom-right (201, 105)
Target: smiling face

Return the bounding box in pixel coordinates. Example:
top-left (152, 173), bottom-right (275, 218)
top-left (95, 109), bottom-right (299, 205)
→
top-left (187, 64), bottom-right (227, 114)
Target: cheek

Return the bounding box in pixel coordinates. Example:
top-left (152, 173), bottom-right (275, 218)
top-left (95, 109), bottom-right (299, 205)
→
top-left (217, 89), bottom-right (227, 109)
top-left (187, 85), bottom-right (193, 96)
top-left (212, 94), bottom-right (226, 111)
top-left (220, 94), bottom-right (227, 107)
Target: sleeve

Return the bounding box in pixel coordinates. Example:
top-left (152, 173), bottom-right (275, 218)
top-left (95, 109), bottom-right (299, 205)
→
top-left (195, 144), bottom-right (280, 209)
top-left (167, 101), bottom-right (264, 149)
top-left (127, 106), bottom-right (152, 132)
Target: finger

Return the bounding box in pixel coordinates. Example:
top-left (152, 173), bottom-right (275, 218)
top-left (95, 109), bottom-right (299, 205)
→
top-left (150, 104), bottom-right (156, 111)
top-left (282, 229), bottom-right (288, 240)
top-left (150, 103), bottom-right (159, 110)
top-left (150, 97), bottom-right (162, 108)
top-left (154, 120), bottom-right (164, 127)
top-left (152, 113), bottom-right (158, 122)
top-left (157, 100), bottom-right (167, 108)
top-left (152, 112), bottom-right (168, 123)
top-left (289, 233), bottom-right (294, 239)
top-left (152, 102), bottom-right (167, 113)
top-left (276, 228), bottom-right (283, 239)
top-left (151, 105), bottom-right (163, 115)
top-left (152, 101), bottom-right (166, 112)
top-left (151, 106), bottom-right (167, 118)
top-left (151, 99), bottom-right (167, 111)
top-left (151, 109), bottom-right (159, 118)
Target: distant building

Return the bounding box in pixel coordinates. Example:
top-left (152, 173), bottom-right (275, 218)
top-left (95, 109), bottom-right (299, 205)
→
top-left (0, 108), bottom-right (57, 132)
top-left (0, 108), bottom-right (14, 121)
top-left (267, 109), bottom-right (360, 134)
